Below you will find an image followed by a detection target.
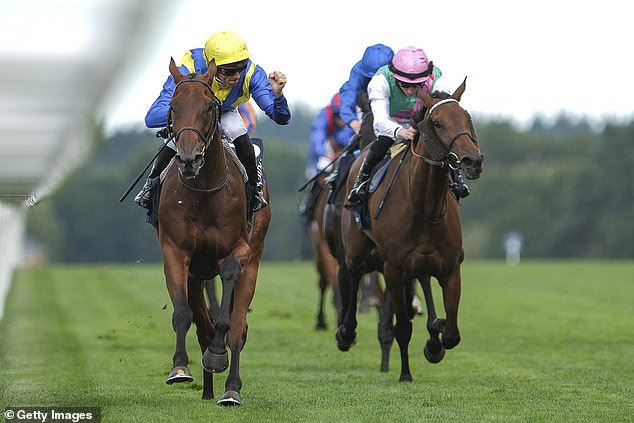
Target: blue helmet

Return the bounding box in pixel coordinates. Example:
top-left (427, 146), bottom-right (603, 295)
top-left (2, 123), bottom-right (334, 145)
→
top-left (359, 44), bottom-right (395, 78)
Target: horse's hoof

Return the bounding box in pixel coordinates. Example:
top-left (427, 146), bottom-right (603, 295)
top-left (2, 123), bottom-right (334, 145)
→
top-left (166, 366), bottom-right (194, 384)
top-left (399, 374), bottom-right (413, 383)
top-left (315, 320), bottom-right (327, 330)
top-left (424, 339), bottom-right (446, 364)
top-left (442, 329), bottom-right (461, 350)
top-left (335, 326), bottom-right (356, 351)
top-left (202, 349), bottom-right (229, 373)
top-left (217, 390), bottom-right (242, 406)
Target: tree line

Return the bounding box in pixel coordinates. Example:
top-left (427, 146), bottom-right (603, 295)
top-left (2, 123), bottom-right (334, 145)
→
top-left (26, 106), bottom-right (633, 262)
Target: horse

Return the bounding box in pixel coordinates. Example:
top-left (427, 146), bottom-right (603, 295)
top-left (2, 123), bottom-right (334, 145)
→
top-left (337, 78), bottom-right (483, 382)
top-left (156, 57), bottom-right (271, 405)
top-left (307, 146), bottom-right (384, 331)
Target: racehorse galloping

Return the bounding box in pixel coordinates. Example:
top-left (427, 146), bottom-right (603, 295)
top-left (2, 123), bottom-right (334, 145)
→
top-left (338, 78), bottom-right (483, 382)
top-left (157, 58), bottom-right (271, 405)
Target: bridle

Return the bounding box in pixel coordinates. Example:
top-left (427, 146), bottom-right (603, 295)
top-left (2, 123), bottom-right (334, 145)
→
top-left (169, 78), bottom-right (221, 155)
top-left (406, 98), bottom-right (477, 224)
top-left (168, 77), bottom-right (227, 193)
top-left (410, 98), bottom-right (478, 170)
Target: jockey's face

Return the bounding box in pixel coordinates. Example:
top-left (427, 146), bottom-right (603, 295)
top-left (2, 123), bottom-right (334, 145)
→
top-left (397, 80), bottom-right (422, 97)
top-left (216, 60), bottom-right (247, 86)
top-left (216, 71), bottom-right (241, 86)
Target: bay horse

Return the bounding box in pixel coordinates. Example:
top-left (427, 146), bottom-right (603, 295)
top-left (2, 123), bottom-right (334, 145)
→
top-left (157, 57), bottom-right (271, 405)
top-left (337, 78), bottom-right (483, 382)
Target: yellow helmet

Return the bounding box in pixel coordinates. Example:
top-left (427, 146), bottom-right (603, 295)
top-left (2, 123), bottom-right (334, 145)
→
top-left (204, 31), bottom-right (251, 66)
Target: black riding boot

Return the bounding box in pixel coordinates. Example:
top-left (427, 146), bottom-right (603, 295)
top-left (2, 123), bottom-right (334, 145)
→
top-left (346, 135), bottom-right (393, 203)
top-left (449, 168), bottom-right (470, 199)
top-left (135, 146), bottom-right (176, 209)
top-left (234, 134), bottom-right (267, 217)
top-left (299, 180), bottom-right (321, 222)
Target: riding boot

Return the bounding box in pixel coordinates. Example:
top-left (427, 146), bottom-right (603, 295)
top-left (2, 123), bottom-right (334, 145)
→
top-left (234, 134), bottom-right (268, 218)
top-left (299, 180), bottom-right (321, 222)
top-left (346, 136), bottom-right (393, 204)
top-left (135, 146), bottom-right (176, 209)
top-left (449, 168), bottom-right (470, 199)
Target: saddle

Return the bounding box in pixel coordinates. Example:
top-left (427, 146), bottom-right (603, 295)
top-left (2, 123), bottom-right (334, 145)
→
top-left (331, 142), bottom-right (408, 230)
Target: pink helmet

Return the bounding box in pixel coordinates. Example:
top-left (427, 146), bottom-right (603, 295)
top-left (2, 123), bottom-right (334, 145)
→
top-left (389, 46), bottom-right (434, 84)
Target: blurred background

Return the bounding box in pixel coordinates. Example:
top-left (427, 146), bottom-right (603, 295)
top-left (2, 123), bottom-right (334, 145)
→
top-left (1, 1), bottom-right (633, 318)
top-left (0, 0), bottom-right (177, 316)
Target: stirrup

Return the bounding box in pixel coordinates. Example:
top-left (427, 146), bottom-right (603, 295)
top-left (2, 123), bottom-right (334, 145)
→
top-left (347, 180), bottom-right (368, 203)
top-left (134, 178), bottom-right (155, 209)
top-left (252, 189), bottom-right (268, 212)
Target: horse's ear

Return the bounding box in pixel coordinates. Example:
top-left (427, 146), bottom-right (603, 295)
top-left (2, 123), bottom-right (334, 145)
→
top-left (169, 57), bottom-right (183, 82)
top-left (451, 77), bottom-right (467, 101)
top-left (204, 59), bottom-right (217, 82)
top-left (417, 88), bottom-right (433, 109)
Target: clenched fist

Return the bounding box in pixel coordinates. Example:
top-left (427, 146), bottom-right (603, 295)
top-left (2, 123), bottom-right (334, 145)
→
top-left (269, 71), bottom-right (286, 97)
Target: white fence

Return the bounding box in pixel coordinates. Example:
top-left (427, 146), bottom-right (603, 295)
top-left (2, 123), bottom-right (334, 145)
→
top-left (0, 203), bottom-right (25, 320)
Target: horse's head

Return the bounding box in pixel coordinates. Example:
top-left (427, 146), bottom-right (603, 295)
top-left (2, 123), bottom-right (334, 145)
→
top-left (168, 57), bottom-right (221, 179)
top-left (416, 78), bottom-right (483, 180)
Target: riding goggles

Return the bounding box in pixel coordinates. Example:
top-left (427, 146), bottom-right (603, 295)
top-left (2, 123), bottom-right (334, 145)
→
top-left (397, 80), bottom-right (422, 89)
top-left (217, 60), bottom-right (249, 76)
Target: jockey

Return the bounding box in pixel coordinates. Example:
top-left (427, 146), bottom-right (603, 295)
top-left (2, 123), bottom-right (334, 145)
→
top-left (347, 45), bottom-right (469, 204)
top-left (338, 44), bottom-right (394, 134)
top-left (299, 92), bottom-right (354, 221)
top-left (137, 30), bottom-right (290, 215)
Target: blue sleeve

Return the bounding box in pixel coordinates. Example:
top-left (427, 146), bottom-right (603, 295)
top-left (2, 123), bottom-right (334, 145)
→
top-left (338, 63), bottom-right (367, 125)
top-left (144, 63), bottom-right (191, 128)
top-left (333, 125), bottom-right (355, 150)
top-left (308, 109), bottom-right (329, 170)
top-left (144, 75), bottom-right (175, 128)
top-left (249, 65), bottom-right (291, 125)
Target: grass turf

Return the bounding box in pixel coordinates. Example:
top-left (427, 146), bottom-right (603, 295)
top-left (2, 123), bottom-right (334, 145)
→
top-left (1, 261), bottom-right (632, 422)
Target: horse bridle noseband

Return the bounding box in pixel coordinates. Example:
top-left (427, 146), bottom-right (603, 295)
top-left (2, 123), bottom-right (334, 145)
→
top-left (169, 78), bottom-right (221, 154)
top-left (410, 98), bottom-right (478, 170)
top-left (168, 78), bottom-right (227, 193)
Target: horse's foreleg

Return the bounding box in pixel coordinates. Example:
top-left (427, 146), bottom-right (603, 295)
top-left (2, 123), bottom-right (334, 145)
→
top-left (202, 254), bottom-right (243, 373)
top-left (376, 287), bottom-right (394, 372)
top-left (440, 268), bottom-right (461, 350)
top-left (164, 265), bottom-right (195, 384)
top-left (335, 265), bottom-right (360, 351)
top-left (419, 275), bottom-right (446, 363)
top-left (384, 263), bottom-right (413, 383)
top-left (189, 278), bottom-right (215, 399)
top-left (219, 264), bottom-right (257, 406)
top-left (315, 273), bottom-right (328, 330)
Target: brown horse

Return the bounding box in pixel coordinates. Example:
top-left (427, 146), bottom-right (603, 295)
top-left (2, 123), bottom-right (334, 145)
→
top-left (309, 171), bottom-right (342, 329)
top-left (337, 78), bottom-right (483, 382)
top-left (157, 58), bottom-right (271, 405)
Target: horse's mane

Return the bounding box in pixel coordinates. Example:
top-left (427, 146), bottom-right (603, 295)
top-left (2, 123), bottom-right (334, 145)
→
top-left (411, 90), bottom-right (452, 126)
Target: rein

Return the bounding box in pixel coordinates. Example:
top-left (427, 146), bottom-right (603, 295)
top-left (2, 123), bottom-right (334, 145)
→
top-left (406, 98), bottom-right (475, 224)
top-left (170, 78), bottom-right (228, 193)
top-left (410, 98), bottom-right (478, 170)
top-left (406, 151), bottom-right (447, 224)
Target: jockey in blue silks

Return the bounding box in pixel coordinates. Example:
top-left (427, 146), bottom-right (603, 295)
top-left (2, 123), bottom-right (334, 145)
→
top-left (137, 30), bottom-right (291, 216)
top-left (299, 93), bottom-right (354, 221)
top-left (338, 44), bottom-right (394, 135)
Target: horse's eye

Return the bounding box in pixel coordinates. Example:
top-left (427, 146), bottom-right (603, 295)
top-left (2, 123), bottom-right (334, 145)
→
top-left (433, 120), bottom-right (442, 129)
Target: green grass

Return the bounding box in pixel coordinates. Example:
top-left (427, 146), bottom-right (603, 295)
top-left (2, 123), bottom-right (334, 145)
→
top-left (1, 261), bottom-right (633, 422)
